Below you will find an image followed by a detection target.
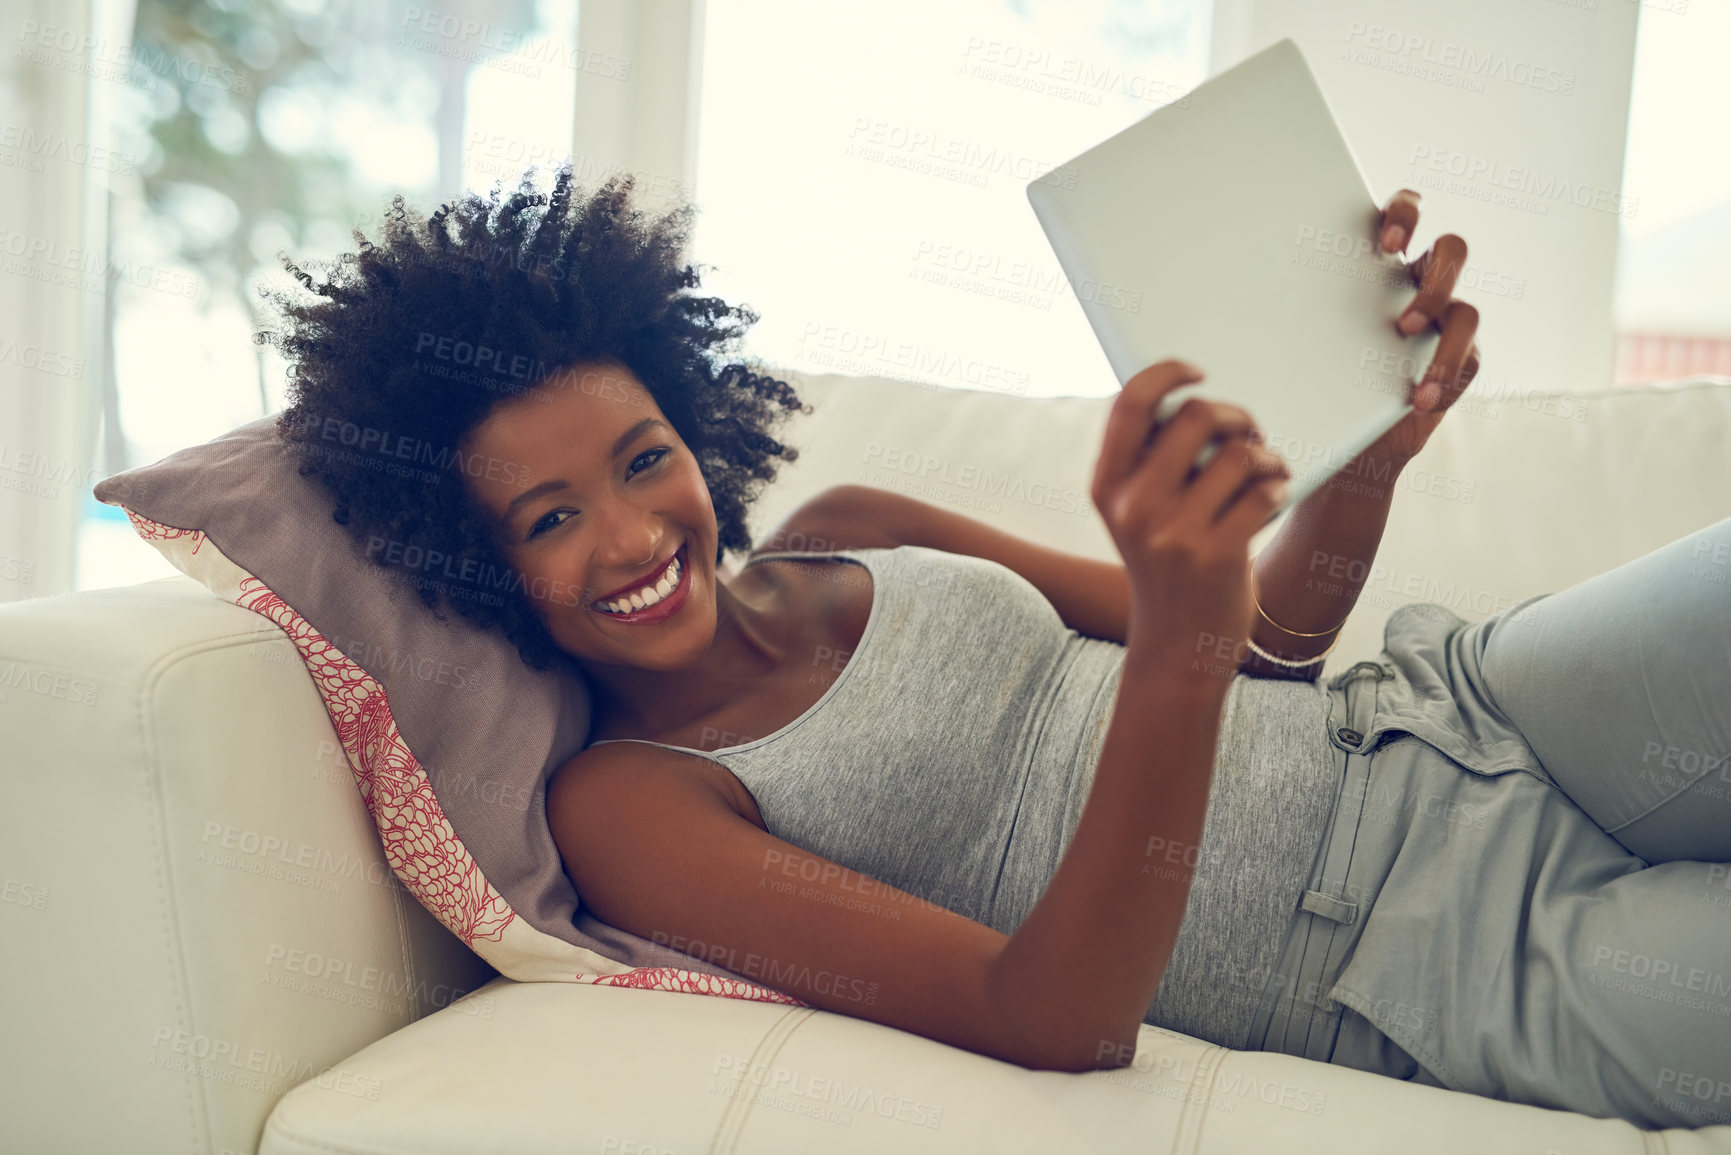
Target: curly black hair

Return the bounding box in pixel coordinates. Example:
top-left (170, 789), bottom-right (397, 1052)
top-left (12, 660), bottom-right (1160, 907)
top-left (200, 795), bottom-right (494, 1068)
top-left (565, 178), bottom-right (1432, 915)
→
top-left (260, 165), bottom-right (807, 673)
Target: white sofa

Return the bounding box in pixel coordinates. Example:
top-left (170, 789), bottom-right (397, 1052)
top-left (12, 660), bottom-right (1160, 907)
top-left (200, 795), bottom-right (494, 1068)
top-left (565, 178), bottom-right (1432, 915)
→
top-left (4, 369), bottom-right (1731, 1155)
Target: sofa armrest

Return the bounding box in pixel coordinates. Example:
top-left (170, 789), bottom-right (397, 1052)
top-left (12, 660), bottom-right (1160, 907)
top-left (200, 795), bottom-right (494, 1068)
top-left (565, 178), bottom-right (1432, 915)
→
top-left (0, 575), bottom-right (496, 1155)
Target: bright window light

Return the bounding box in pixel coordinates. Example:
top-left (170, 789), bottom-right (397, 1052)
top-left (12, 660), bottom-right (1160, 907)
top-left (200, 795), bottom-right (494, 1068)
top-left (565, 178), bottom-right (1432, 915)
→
top-left (1613, 3), bottom-right (1731, 358)
top-left (692, 0), bottom-right (1211, 400)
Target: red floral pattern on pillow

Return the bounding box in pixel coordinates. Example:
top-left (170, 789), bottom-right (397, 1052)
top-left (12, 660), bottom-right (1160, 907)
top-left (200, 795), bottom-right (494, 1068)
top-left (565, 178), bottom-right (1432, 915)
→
top-left (124, 507), bottom-right (205, 554)
top-left (117, 509), bottom-right (806, 1011)
top-left (235, 576), bottom-right (517, 948)
top-left (584, 967), bottom-right (807, 1004)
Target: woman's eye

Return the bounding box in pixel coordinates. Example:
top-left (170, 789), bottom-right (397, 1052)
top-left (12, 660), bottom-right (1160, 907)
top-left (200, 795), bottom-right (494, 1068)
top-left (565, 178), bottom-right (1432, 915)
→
top-left (629, 447), bottom-right (670, 476)
top-left (525, 450), bottom-right (667, 541)
top-left (527, 509), bottom-right (573, 541)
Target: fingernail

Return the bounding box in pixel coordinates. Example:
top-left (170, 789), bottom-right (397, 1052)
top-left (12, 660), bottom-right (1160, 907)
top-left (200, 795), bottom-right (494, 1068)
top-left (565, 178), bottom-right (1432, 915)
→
top-left (1397, 310), bottom-right (1427, 336)
top-left (1382, 224), bottom-right (1406, 252)
top-left (1415, 381), bottom-right (1441, 410)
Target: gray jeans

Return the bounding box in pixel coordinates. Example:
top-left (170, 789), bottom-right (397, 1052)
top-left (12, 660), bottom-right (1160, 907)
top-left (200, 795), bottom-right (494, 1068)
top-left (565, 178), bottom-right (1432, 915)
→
top-left (1247, 515), bottom-right (1731, 1130)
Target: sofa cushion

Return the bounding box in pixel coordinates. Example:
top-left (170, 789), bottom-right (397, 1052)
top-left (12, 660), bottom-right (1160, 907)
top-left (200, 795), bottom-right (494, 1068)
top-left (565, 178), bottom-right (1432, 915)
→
top-left (259, 977), bottom-right (1731, 1154)
top-left (748, 375), bottom-right (1731, 677)
top-left (91, 415), bottom-right (800, 1004)
top-left (0, 575), bottom-right (502, 1155)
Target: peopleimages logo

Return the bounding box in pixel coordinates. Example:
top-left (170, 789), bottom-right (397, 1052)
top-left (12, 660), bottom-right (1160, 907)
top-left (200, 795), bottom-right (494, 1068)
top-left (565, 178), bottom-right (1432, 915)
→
top-left (845, 117), bottom-right (1077, 189)
top-left (414, 331), bottom-right (547, 383)
top-left (0, 335), bottom-right (85, 379)
top-left (1343, 22), bottom-right (1576, 96)
top-left (1589, 946), bottom-right (1731, 998)
top-left (709, 1054), bottom-right (944, 1130)
top-left (0, 660), bottom-right (99, 707)
top-left (0, 225), bottom-right (202, 301)
top-left (287, 411), bottom-right (532, 488)
top-left (858, 443), bottom-right (1090, 516)
top-left (0, 122), bottom-right (134, 175)
top-left (1406, 145), bottom-right (1638, 219)
top-left (362, 536), bottom-right (584, 608)
top-left (16, 21), bottom-right (252, 95)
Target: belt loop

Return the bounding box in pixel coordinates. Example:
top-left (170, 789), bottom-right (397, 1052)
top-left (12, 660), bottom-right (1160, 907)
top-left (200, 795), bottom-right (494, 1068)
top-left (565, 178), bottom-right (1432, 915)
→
top-left (1299, 889), bottom-right (1356, 925)
top-left (1329, 661), bottom-right (1387, 754)
top-left (1249, 661), bottom-right (1392, 1060)
top-left (1300, 661), bottom-right (1388, 1044)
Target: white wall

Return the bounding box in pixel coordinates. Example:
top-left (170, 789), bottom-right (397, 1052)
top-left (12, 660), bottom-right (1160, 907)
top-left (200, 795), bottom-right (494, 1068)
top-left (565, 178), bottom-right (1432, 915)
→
top-left (1210, 0), bottom-right (1640, 397)
top-left (570, 0), bottom-right (705, 220)
top-left (0, 0), bottom-right (128, 602)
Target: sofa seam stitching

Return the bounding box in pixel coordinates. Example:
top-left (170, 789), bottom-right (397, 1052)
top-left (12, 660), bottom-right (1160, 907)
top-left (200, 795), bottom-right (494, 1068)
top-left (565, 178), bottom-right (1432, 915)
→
top-left (708, 1007), bottom-right (818, 1154)
top-left (136, 628), bottom-right (327, 1150)
top-left (138, 638), bottom-right (231, 1153)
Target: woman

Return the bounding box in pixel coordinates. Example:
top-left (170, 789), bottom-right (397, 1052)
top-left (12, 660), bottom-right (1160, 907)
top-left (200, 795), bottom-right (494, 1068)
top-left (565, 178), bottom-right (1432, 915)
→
top-left (270, 167), bottom-right (1730, 1130)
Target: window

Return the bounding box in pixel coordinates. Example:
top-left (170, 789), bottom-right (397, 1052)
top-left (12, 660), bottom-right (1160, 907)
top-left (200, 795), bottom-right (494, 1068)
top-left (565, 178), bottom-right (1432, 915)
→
top-left (68, 0), bottom-right (1715, 595)
top-left (691, 0), bottom-right (1211, 401)
top-left (75, 0), bottom-right (580, 591)
top-left (1612, 1), bottom-right (1731, 384)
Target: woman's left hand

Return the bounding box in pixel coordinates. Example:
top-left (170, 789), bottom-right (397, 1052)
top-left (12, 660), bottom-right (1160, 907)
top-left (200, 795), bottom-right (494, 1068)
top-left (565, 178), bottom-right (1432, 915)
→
top-left (1363, 188), bottom-right (1482, 465)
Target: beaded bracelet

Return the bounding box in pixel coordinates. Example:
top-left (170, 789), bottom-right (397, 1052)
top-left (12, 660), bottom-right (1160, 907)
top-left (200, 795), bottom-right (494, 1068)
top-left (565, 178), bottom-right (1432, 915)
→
top-left (1243, 635), bottom-right (1335, 670)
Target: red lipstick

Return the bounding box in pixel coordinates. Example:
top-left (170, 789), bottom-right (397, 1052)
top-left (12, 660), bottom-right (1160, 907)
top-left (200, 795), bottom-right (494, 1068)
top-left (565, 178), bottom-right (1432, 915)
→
top-left (589, 543), bottom-right (691, 625)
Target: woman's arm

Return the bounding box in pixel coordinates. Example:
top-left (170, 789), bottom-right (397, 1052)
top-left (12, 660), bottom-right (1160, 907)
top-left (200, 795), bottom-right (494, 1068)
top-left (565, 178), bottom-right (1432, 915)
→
top-left (767, 189), bottom-right (1483, 680)
top-left (557, 370), bottom-right (1285, 1072)
top-left (760, 482), bottom-right (1134, 641)
top-left (992, 647), bottom-right (1233, 1065)
top-left (773, 480), bottom-right (1374, 683)
top-left (1245, 190), bottom-right (1482, 672)
top-left (767, 476), bottom-right (1390, 683)
top-left (759, 480), bottom-right (1355, 683)
top-left (1241, 448), bottom-right (1407, 674)
top-left (550, 671), bottom-right (1226, 1073)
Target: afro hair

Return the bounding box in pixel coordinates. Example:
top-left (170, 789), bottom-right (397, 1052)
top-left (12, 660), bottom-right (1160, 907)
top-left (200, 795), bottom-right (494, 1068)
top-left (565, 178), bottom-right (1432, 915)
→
top-left (261, 165), bottom-right (807, 672)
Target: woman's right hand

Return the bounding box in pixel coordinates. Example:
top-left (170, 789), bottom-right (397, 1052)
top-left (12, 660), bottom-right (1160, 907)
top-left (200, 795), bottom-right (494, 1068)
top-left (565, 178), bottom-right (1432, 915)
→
top-left (1090, 360), bottom-right (1291, 676)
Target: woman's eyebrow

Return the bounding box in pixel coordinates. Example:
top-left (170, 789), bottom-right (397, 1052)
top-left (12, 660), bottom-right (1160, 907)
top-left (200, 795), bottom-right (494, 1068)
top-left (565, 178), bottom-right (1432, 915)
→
top-left (505, 478), bottom-right (567, 519)
top-left (502, 419), bottom-right (671, 520)
top-left (611, 417), bottom-right (668, 458)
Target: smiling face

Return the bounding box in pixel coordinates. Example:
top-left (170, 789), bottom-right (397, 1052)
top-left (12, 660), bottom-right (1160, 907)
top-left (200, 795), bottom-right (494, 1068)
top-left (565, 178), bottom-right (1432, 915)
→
top-left (460, 362), bottom-right (721, 671)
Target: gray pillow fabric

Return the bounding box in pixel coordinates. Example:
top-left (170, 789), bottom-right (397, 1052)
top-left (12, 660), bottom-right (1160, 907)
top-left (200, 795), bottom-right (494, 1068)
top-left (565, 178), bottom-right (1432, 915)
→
top-left (93, 413), bottom-right (778, 992)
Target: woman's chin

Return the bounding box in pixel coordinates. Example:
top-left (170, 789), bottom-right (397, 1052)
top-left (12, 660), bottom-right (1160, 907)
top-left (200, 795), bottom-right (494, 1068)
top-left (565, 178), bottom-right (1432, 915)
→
top-left (567, 601), bottom-right (716, 672)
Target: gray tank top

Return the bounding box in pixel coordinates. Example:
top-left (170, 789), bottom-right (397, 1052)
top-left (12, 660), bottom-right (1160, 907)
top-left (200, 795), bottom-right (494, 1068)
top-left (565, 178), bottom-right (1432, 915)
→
top-left (589, 545), bottom-right (1341, 1048)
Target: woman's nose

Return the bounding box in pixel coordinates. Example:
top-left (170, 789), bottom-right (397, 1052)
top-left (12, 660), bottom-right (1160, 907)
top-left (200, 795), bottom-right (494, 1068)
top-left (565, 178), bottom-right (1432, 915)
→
top-left (595, 514), bottom-right (662, 569)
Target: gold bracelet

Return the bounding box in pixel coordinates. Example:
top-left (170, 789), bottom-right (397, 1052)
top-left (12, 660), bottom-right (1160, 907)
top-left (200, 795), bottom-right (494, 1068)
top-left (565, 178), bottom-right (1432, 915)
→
top-left (1253, 583), bottom-right (1352, 638)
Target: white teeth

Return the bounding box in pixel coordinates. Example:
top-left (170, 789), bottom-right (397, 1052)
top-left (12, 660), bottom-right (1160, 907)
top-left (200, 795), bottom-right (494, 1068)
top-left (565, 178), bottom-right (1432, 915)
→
top-left (596, 551), bottom-right (682, 615)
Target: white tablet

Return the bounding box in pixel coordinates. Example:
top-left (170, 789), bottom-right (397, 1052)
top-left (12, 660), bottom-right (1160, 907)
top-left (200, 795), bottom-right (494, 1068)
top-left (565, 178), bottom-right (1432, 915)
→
top-left (1026, 38), bottom-right (1439, 510)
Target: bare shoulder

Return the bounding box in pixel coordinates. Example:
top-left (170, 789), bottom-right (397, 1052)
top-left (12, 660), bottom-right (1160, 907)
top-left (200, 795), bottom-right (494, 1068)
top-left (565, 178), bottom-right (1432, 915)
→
top-left (550, 739), bottom-right (760, 832)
